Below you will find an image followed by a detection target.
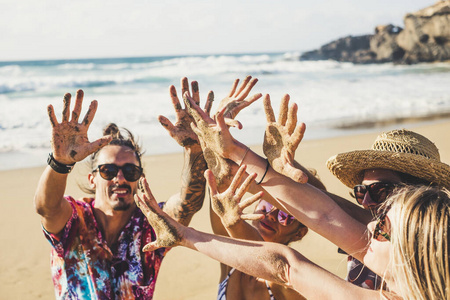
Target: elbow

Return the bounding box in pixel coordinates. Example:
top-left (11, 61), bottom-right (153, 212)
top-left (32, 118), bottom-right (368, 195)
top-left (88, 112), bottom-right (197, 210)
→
top-left (267, 252), bottom-right (295, 288)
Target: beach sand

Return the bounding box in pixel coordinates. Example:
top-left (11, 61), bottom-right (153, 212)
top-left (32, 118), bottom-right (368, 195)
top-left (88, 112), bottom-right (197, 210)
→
top-left (2, 120), bottom-right (450, 299)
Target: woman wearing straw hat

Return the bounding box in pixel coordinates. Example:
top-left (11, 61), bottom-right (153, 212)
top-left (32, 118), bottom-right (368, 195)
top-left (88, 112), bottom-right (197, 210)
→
top-left (326, 128), bottom-right (450, 289)
top-left (179, 91), bottom-right (450, 294)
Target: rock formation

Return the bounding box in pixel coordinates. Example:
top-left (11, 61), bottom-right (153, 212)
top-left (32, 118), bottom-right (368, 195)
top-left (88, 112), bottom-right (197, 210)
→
top-left (300, 1), bottom-right (450, 64)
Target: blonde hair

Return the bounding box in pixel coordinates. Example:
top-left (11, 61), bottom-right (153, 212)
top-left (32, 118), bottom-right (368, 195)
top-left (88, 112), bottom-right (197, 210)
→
top-left (385, 185), bottom-right (450, 300)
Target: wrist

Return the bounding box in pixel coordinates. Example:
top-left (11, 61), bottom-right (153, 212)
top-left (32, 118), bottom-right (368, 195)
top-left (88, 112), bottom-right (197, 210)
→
top-left (228, 141), bottom-right (248, 163)
top-left (47, 153), bottom-right (76, 174)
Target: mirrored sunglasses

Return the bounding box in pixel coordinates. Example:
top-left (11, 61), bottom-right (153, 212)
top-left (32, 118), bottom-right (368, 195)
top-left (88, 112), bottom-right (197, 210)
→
top-left (256, 200), bottom-right (295, 226)
top-left (93, 163), bottom-right (143, 182)
top-left (353, 182), bottom-right (397, 205)
top-left (373, 211), bottom-right (391, 242)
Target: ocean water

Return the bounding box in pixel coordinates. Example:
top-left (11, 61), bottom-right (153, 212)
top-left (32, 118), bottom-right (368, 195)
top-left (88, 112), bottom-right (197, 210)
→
top-left (1, 52), bottom-right (450, 170)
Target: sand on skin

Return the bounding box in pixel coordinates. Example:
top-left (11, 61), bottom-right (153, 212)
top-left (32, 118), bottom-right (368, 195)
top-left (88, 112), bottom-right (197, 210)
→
top-left (1, 120), bottom-right (449, 299)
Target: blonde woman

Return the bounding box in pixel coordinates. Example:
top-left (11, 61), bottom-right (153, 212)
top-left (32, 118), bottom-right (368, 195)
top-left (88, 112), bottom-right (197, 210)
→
top-left (135, 170), bottom-right (450, 300)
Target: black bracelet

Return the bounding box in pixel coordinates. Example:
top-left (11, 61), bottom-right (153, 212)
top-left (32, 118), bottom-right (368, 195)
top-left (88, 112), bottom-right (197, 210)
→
top-left (256, 159), bottom-right (270, 185)
top-left (47, 153), bottom-right (75, 174)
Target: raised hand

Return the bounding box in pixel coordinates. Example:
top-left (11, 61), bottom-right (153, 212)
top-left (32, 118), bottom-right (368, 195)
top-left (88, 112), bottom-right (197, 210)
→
top-left (47, 90), bottom-right (112, 164)
top-left (184, 93), bottom-right (239, 160)
top-left (263, 94), bottom-right (307, 183)
top-left (135, 177), bottom-right (184, 251)
top-left (217, 76), bottom-right (262, 120)
top-left (158, 77), bottom-right (214, 148)
top-left (205, 165), bottom-right (264, 228)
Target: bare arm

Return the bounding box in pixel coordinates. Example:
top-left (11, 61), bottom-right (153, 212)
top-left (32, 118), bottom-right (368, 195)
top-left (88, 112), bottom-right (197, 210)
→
top-left (34, 90), bottom-right (111, 234)
top-left (134, 177), bottom-right (378, 300)
top-left (158, 78), bottom-right (212, 226)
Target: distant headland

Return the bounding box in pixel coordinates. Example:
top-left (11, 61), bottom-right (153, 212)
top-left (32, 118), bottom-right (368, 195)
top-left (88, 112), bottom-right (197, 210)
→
top-left (300, 1), bottom-right (450, 64)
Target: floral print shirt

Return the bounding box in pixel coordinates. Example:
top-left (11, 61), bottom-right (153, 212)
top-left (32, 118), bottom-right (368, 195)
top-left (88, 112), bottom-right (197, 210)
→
top-left (43, 196), bottom-right (166, 300)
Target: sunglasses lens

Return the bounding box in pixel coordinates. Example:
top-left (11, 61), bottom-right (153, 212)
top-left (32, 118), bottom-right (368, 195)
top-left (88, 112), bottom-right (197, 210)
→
top-left (122, 164), bottom-right (142, 182)
top-left (369, 183), bottom-right (393, 204)
top-left (354, 185), bottom-right (367, 205)
top-left (98, 164), bottom-right (118, 180)
top-left (278, 211), bottom-right (294, 226)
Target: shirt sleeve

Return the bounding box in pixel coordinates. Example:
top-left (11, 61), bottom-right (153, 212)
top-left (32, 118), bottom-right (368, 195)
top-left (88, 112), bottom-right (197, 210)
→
top-left (42, 196), bottom-right (78, 257)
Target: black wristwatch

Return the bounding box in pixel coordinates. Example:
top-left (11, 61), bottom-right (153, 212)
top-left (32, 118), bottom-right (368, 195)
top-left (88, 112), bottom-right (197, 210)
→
top-left (47, 153), bottom-right (76, 174)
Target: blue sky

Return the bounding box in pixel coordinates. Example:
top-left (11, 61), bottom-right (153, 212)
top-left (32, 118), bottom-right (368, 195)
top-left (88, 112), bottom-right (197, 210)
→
top-left (1, 0), bottom-right (435, 61)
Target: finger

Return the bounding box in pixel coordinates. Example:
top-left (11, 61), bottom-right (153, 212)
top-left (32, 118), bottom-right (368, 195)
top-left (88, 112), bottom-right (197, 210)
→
top-left (241, 213), bottom-right (265, 221)
top-left (71, 90), bottom-right (84, 123)
top-left (191, 81), bottom-right (200, 105)
top-left (184, 92), bottom-right (209, 124)
top-left (141, 177), bottom-right (157, 203)
top-left (278, 94), bottom-right (290, 126)
top-left (290, 122), bottom-right (306, 151)
top-left (238, 191), bottom-right (263, 209)
top-left (235, 172), bottom-right (257, 199)
top-left (235, 75), bottom-right (252, 98)
top-left (181, 77), bottom-right (190, 99)
top-left (228, 78), bottom-right (240, 97)
top-left (215, 107), bottom-right (228, 130)
top-left (238, 77), bottom-right (258, 99)
top-left (204, 91), bottom-right (214, 116)
top-left (224, 118), bottom-right (242, 129)
top-left (190, 122), bottom-right (203, 138)
top-left (81, 100), bottom-right (98, 128)
top-left (158, 115), bottom-right (176, 133)
top-left (134, 193), bottom-right (152, 216)
top-left (286, 102), bottom-right (298, 135)
top-left (205, 169), bottom-right (219, 197)
top-left (263, 94), bottom-right (276, 123)
top-left (228, 164), bottom-right (247, 192)
top-left (284, 165), bottom-right (308, 184)
top-left (245, 93), bottom-right (262, 105)
top-left (47, 105), bottom-right (58, 128)
top-left (169, 85), bottom-right (182, 114)
top-left (142, 241), bottom-right (161, 252)
top-left (62, 93), bottom-right (71, 122)
top-left (86, 136), bottom-right (113, 156)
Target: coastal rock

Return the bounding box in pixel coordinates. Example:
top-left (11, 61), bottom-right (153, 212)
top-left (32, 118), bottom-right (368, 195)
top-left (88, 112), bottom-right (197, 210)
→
top-left (300, 1), bottom-right (450, 64)
top-left (397, 0), bottom-right (450, 63)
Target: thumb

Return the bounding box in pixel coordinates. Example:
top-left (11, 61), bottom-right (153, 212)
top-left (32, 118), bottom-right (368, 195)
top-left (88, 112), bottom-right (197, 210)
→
top-left (284, 164), bottom-right (308, 183)
top-left (142, 241), bottom-right (161, 252)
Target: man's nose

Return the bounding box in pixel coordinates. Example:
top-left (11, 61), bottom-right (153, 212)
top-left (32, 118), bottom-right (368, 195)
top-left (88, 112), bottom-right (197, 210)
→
top-left (362, 192), bottom-right (377, 210)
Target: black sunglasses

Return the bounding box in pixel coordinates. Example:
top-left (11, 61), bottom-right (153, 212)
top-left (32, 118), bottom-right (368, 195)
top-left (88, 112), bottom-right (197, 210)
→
top-left (93, 163), bottom-right (143, 182)
top-left (353, 182), bottom-right (397, 205)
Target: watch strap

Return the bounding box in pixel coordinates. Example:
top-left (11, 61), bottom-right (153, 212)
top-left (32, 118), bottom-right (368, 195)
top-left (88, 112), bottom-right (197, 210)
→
top-left (47, 153), bottom-right (75, 174)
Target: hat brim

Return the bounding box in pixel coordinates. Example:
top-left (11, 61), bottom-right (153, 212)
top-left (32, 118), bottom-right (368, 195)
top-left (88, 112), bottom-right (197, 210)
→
top-left (326, 150), bottom-right (450, 189)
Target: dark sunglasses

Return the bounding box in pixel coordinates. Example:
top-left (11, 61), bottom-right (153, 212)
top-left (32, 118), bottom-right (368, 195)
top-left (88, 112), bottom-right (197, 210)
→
top-left (373, 211), bottom-right (391, 242)
top-left (93, 163), bottom-right (143, 182)
top-left (353, 182), bottom-right (397, 205)
top-left (256, 200), bottom-right (295, 226)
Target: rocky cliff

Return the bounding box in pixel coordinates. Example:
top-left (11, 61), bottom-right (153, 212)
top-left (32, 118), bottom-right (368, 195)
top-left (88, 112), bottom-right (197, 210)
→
top-left (300, 1), bottom-right (450, 64)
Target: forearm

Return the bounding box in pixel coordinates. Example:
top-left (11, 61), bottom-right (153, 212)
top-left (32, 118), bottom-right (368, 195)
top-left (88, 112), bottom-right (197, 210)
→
top-left (181, 226), bottom-right (296, 287)
top-left (34, 166), bottom-right (72, 234)
top-left (230, 145), bottom-right (368, 259)
top-left (164, 146), bottom-right (206, 226)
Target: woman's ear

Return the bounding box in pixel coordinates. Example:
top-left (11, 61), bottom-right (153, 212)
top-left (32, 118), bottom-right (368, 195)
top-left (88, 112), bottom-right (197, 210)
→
top-left (88, 173), bottom-right (96, 189)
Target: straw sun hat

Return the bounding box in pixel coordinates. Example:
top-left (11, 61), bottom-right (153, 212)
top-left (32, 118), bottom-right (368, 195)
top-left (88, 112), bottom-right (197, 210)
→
top-left (326, 129), bottom-right (450, 189)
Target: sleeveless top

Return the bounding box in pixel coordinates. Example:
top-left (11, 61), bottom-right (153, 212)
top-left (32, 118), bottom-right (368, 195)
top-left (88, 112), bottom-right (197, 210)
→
top-left (217, 268), bottom-right (276, 300)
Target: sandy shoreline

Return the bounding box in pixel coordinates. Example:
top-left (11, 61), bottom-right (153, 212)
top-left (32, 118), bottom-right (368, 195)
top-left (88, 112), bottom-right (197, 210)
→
top-left (1, 119), bottom-right (450, 299)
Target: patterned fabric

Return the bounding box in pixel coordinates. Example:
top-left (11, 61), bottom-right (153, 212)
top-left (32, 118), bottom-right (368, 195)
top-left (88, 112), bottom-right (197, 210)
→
top-left (217, 268), bottom-right (277, 300)
top-left (346, 256), bottom-right (382, 290)
top-left (43, 196), bottom-right (166, 300)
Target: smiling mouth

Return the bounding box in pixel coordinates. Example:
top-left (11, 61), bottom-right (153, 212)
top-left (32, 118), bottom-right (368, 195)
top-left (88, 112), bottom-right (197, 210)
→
top-left (110, 185), bottom-right (132, 196)
top-left (259, 220), bottom-right (276, 232)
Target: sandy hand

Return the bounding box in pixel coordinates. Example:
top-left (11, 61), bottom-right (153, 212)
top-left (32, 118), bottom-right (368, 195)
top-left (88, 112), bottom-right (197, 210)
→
top-left (217, 76), bottom-right (262, 124)
top-left (47, 90), bottom-right (112, 164)
top-left (263, 94), bottom-right (307, 183)
top-left (158, 77), bottom-right (214, 148)
top-left (205, 165), bottom-right (264, 228)
top-left (135, 178), bottom-right (184, 251)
